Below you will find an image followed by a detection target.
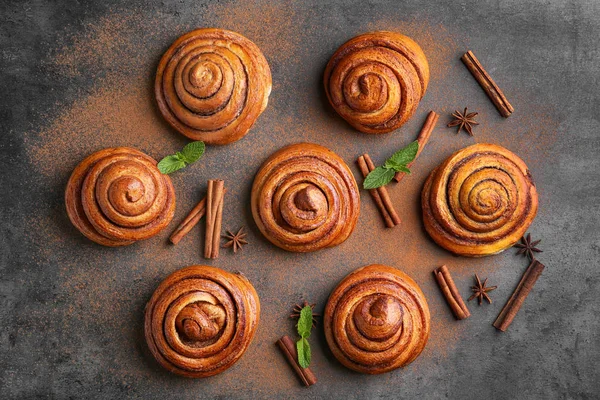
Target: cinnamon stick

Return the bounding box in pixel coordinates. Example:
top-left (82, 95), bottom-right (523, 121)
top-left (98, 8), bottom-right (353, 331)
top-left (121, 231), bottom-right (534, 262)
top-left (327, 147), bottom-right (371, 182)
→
top-left (169, 189), bottom-right (228, 245)
top-left (356, 156), bottom-right (394, 228)
top-left (393, 111), bottom-right (438, 183)
top-left (434, 265), bottom-right (470, 320)
top-left (461, 50), bottom-right (514, 118)
top-left (204, 179), bottom-right (225, 259)
top-left (493, 260), bottom-right (545, 332)
top-left (357, 154), bottom-right (401, 227)
top-left (205, 180), bottom-right (215, 256)
top-left (276, 335), bottom-right (317, 387)
top-left (211, 186), bottom-right (224, 259)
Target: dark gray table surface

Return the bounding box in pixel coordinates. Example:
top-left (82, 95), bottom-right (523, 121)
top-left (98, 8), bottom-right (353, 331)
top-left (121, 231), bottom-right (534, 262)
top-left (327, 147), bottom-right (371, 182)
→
top-left (1, 0), bottom-right (599, 399)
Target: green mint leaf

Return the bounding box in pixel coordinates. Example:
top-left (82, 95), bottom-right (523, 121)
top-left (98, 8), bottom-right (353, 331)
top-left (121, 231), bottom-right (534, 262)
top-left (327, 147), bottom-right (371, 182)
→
top-left (296, 337), bottom-right (311, 368)
top-left (297, 306), bottom-right (313, 339)
top-left (157, 141), bottom-right (205, 174)
top-left (387, 140), bottom-right (419, 167)
top-left (363, 166), bottom-right (396, 189)
top-left (181, 141), bottom-right (205, 164)
top-left (396, 165), bottom-right (411, 174)
top-left (157, 155), bottom-right (186, 174)
top-left (383, 160), bottom-right (402, 170)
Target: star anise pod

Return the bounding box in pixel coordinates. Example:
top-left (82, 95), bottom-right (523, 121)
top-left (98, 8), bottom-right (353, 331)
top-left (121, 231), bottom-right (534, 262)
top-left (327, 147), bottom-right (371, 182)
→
top-left (290, 300), bottom-right (320, 328)
top-left (468, 274), bottom-right (497, 305)
top-left (514, 233), bottom-right (542, 261)
top-left (222, 227), bottom-right (248, 253)
top-left (447, 107), bottom-right (479, 136)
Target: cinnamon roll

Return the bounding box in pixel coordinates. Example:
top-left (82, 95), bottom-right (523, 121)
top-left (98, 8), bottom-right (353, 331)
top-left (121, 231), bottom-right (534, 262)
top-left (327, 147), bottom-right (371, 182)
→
top-left (324, 31), bottom-right (429, 134)
top-left (144, 266), bottom-right (260, 378)
top-left (155, 28), bottom-right (272, 145)
top-left (251, 143), bottom-right (360, 252)
top-left (324, 264), bottom-right (430, 374)
top-left (422, 143), bottom-right (538, 257)
top-left (65, 147), bottom-right (175, 246)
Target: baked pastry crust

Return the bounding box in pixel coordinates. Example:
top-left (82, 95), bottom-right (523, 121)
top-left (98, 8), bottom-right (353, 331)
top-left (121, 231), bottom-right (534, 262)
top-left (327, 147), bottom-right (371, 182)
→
top-left (422, 143), bottom-right (538, 257)
top-left (251, 143), bottom-right (360, 252)
top-left (144, 266), bottom-right (260, 378)
top-left (324, 264), bottom-right (430, 374)
top-left (65, 147), bottom-right (175, 246)
top-left (155, 28), bottom-right (272, 145)
top-left (324, 31), bottom-right (429, 134)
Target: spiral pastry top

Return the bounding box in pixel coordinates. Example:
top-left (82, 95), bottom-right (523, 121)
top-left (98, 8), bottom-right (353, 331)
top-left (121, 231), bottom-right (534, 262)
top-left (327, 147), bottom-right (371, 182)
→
top-left (422, 143), bottom-right (538, 257)
top-left (324, 264), bottom-right (430, 374)
top-left (65, 147), bottom-right (176, 246)
top-left (144, 266), bottom-right (260, 378)
top-left (251, 143), bottom-right (360, 252)
top-left (323, 31), bottom-right (429, 134)
top-left (155, 28), bottom-right (272, 145)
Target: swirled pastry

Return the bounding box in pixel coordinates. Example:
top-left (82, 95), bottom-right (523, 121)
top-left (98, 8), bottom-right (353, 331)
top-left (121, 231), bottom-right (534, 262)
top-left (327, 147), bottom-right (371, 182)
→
top-left (251, 143), bottom-right (360, 252)
top-left (324, 31), bottom-right (429, 134)
top-left (422, 143), bottom-right (538, 257)
top-left (324, 264), bottom-right (430, 374)
top-left (155, 28), bottom-right (272, 145)
top-left (65, 147), bottom-right (175, 246)
top-left (144, 266), bottom-right (260, 378)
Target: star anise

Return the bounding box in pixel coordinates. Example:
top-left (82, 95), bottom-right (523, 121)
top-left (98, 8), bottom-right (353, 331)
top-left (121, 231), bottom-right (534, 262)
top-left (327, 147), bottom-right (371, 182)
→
top-left (290, 300), bottom-right (320, 328)
top-left (514, 233), bottom-right (542, 261)
top-left (468, 274), bottom-right (497, 305)
top-left (447, 107), bottom-right (479, 136)
top-left (222, 227), bottom-right (248, 253)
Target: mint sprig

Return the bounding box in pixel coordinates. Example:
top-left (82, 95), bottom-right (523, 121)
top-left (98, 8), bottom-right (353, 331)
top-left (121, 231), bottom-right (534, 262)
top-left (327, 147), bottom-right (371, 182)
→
top-left (157, 141), bottom-right (205, 174)
top-left (363, 141), bottom-right (419, 189)
top-left (296, 306), bottom-right (314, 368)
top-left (297, 337), bottom-right (311, 369)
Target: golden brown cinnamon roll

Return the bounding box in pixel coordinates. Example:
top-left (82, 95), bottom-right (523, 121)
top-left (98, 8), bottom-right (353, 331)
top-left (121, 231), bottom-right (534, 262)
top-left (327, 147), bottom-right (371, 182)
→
top-left (324, 264), bottom-right (430, 374)
top-left (324, 31), bottom-right (429, 134)
top-left (422, 143), bottom-right (538, 257)
top-left (65, 147), bottom-right (175, 246)
top-left (144, 266), bottom-right (260, 378)
top-left (251, 143), bottom-right (360, 252)
top-left (155, 28), bottom-right (272, 145)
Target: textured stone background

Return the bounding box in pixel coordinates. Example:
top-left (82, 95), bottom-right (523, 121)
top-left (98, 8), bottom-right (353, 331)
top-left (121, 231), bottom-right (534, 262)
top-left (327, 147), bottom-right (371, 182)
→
top-left (1, 0), bottom-right (599, 399)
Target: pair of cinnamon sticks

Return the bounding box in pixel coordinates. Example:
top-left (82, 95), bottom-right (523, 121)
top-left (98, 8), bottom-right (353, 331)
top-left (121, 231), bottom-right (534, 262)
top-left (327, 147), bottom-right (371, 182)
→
top-left (169, 179), bottom-right (226, 259)
top-left (434, 262), bottom-right (545, 331)
top-left (357, 110), bottom-right (438, 228)
top-left (434, 265), bottom-right (471, 320)
top-left (356, 154), bottom-right (400, 228)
